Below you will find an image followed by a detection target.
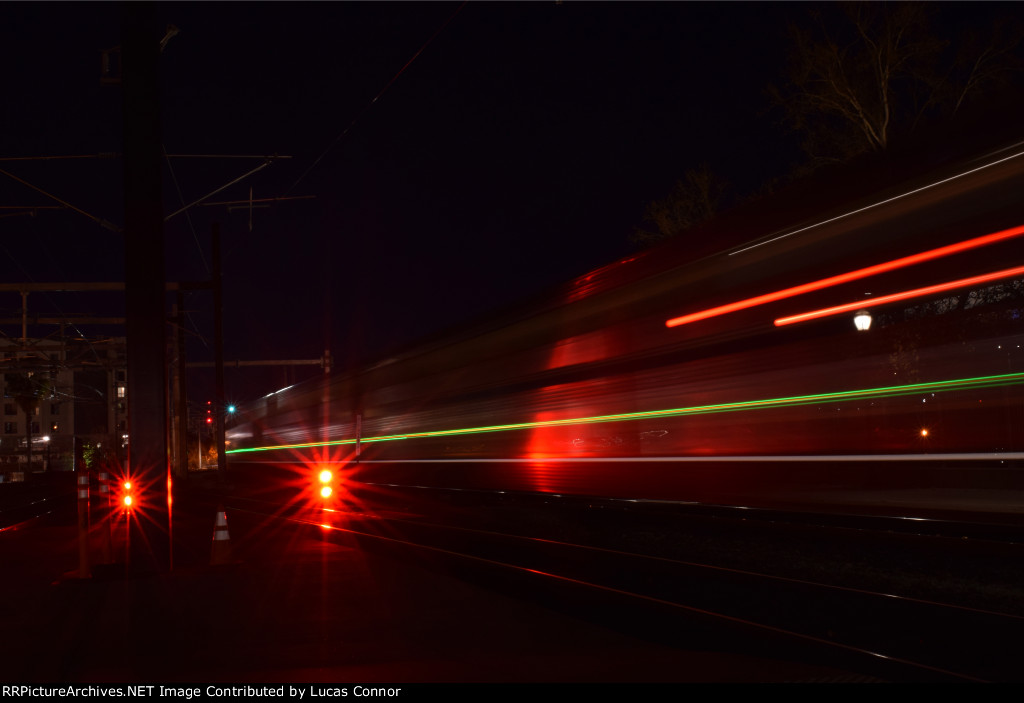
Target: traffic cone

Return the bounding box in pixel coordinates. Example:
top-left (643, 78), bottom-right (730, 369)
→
top-left (96, 470), bottom-right (113, 565)
top-left (210, 506), bottom-right (233, 565)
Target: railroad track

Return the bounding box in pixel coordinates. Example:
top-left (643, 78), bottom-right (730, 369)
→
top-left (0, 490), bottom-right (72, 532)
top-left (220, 491), bottom-right (1024, 682)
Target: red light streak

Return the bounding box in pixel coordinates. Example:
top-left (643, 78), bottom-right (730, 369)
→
top-left (665, 223), bottom-right (1024, 328)
top-left (774, 264), bottom-right (1024, 327)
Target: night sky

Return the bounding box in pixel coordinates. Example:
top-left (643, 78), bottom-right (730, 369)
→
top-left (0, 2), bottom-right (1015, 403)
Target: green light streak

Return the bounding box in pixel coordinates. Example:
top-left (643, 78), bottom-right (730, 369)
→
top-left (226, 371), bottom-right (1024, 455)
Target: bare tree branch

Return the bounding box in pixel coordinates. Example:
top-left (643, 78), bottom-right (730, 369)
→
top-left (770, 3), bottom-right (1017, 165)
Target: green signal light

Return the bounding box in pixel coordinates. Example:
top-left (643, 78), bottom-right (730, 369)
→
top-left (226, 371), bottom-right (1024, 455)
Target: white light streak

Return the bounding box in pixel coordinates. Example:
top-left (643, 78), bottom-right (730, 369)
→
top-left (728, 147), bottom-right (1024, 257)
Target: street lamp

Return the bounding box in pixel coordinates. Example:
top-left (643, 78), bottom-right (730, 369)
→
top-left (853, 309), bottom-right (872, 331)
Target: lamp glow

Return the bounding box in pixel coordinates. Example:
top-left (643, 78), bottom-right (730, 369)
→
top-left (853, 310), bottom-right (872, 331)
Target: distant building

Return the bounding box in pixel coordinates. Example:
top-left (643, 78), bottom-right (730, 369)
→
top-left (0, 337), bottom-right (126, 478)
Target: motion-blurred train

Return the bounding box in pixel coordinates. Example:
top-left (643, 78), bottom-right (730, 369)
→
top-left (226, 137), bottom-right (1024, 517)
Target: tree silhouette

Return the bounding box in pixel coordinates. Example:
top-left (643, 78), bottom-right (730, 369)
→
top-left (631, 164), bottom-right (727, 247)
top-left (771, 3), bottom-right (1023, 165)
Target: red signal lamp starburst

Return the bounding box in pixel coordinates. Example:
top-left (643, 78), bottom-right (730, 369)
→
top-left (318, 469), bottom-right (334, 500)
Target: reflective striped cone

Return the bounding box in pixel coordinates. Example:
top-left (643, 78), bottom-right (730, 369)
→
top-left (210, 506), bottom-right (233, 565)
top-left (77, 470), bottom-right (90, 578)
top-left (96, 470), bottom-right (113, 564)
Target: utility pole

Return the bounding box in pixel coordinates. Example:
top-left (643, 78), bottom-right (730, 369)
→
top-left (171, 297), bottom-right (189, 478)
top-left (122, 2), bottom-right (171, 573)
top-left (213, 223), bottom-right (227, 484)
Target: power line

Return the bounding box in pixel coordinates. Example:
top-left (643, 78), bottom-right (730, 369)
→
top-left (0, 167), bottom-right (121, 233)
top-left (0, 153), bottom-right (289, 161)
top-left (286, 2), bottom-right (467, 194)
top-left (163, 159), bottom-right (275, 222)
top-left (164, 146), bottom-right (209, 275)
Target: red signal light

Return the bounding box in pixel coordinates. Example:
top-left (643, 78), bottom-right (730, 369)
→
top-left (317, 468), bottom-right (334, 501)
top-left (121, 480), bottom-right (135, 511)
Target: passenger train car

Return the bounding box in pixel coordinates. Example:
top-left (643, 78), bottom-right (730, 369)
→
top-left (226, 138), bottom-right (1024, 518)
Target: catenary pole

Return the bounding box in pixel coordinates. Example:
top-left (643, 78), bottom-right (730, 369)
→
top-left (122, 2), bottom-right (171, 573)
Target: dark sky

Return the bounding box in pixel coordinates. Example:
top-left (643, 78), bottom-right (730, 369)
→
top-left (0, 2), bottom-right (1013, 403)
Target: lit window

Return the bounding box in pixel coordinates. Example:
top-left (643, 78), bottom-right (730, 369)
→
top-left (117, 385), bottom-right (126, 398)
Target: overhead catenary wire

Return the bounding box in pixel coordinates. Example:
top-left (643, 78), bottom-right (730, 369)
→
top-left (286, 2), bottom-right (467, 194)
top-left (0, 269), bottom-right (117, 375)
top-left (164, 159), bottom-right (273, 222)
top-left (0, 153), bottom-right (287, 161)
top-left (0, 154), bottom-right (118, 161)
top-left (0, 167), bottom-right (120, 233)
top-left (164, 145), bottom-right (209, 276)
